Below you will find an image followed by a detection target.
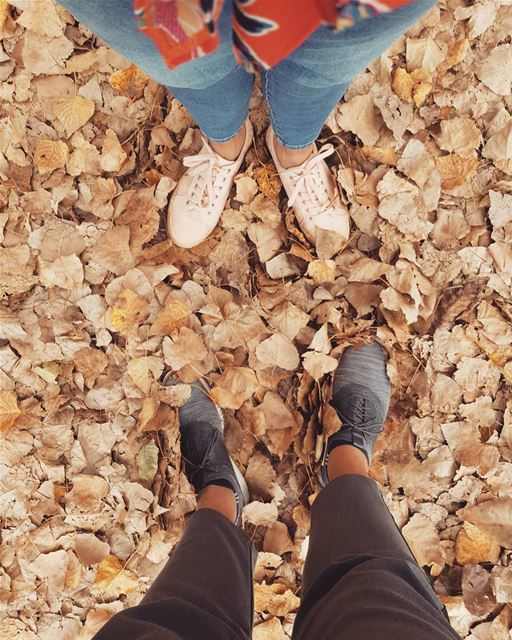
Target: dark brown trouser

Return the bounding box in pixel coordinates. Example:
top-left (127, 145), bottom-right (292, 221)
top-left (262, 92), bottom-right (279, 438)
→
top-left (93, 476), bottom-right (459, 639)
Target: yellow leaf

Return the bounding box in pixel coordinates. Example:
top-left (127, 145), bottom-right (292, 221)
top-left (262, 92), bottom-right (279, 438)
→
top-left (110, 289), bottom-right (150, 335)
top-left (109, 64), bottom-right (149, 99)
top-left (54, 96), bottom-right (95, 137)
top-left (391, 67), bottom-right (432, 107)
top-left (0, 391), bottom-right (21, 432)
top-left (94, 554), bottom-right (139, 597)
top-left (150, 299), bottom-right (190, 336)
top-left (435, 154), bottom-right (478, 190)
top-left (0, 0), bottom-right (9, 32)
top-left (362, 146), bottom-right (398, 165)
top-left (306, 259), bottom-right (337, 284)
top-left (34, 139), bottom-right (69, 173)
top-left (455, 522), bottom-right (501, 565)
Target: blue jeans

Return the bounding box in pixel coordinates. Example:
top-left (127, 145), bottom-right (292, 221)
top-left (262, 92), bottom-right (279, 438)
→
top-left (59, 0), bottom-right (436, 148)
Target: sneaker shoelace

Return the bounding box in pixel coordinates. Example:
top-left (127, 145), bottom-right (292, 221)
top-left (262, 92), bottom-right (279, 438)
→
top-left (182, 427), bottom-right (224, 484)
top-left (284, 144), bottom-right (337, 217)
top-left (182, 148), bottom-right (234, 213)
top-left (333, 395), bottom-right (384, 440)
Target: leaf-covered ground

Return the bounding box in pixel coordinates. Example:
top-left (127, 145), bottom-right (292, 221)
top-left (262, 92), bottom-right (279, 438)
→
top-left (1, 1), bottom-right (512, 638)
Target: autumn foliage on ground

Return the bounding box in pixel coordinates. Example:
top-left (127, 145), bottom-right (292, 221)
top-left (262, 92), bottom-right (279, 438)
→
top-left (0, 1), bottom-right (511, 638)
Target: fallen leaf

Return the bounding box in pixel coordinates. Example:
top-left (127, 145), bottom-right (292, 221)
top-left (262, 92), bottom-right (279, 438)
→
top-left (306, 259), bottom-right (336, 284)
top-left (211, 367), bottom-right (258, 410)
top-left (455, 522), bottom-right (501, 565)
top-left (256, 334), bottom-right (300, 371)
top-left (54, 96), bottom-right (95, 137)
top-left (75, 534), bottom-right (110, 566)
top-left (136, 441), bottom-right (159, 484)
top-left (127, 356), bottom-right (164, 394)
top-left (100, 129), bottom-right (127, 172)
top-left (302, 351), bottom-right (338, 381)
top-left (253, 617), bottom-right (288, 640)
top-left (150, 298), bottom-right (190, 336)
top-left (110, 289), bottom-right (150, 334)
top-left (34, 139), bottom-right (69, 172)
top-left (109, 64), bottom-right (149, 98)
top-left (254, 582), bottom-right (300, 616)
top-left (94, 554), bottom-right (139, 597)
top-left (435, 154), bottom-right (478, 190)
top-left (0, 391), bottom-right (21, 432)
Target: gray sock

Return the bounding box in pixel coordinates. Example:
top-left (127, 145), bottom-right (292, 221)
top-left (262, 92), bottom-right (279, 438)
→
top-left (333, 343), bottom-right (391, 417)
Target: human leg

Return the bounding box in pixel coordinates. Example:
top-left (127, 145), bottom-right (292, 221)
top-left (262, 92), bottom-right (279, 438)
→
top-left (292, 344), bottom-right (459, 640)
top-left (92, 380), bottom-right (254, 640)
top-left (263, 0), bottom-right (438, 152)
top-left (57, 0), bottom-right (254, 143)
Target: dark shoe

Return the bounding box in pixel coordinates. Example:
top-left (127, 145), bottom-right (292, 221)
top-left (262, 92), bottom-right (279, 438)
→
top-left (319, 343), bottom-right (391, 486)
top-left (164, 376), bottom-right (250, 525)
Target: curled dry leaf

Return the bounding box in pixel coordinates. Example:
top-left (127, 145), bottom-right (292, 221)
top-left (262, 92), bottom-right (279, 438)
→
top-left (110, 289), bottom-right (150, 334)
top-left (135, 440), bottom-right (159, 484)
top-left (306, 259), bottom-right (337, 284)
top-left (263, 521), bottom-right (294, 555)
top-left (0, 391), bottom-right (21, 432)
top-left (460, 497), bottom-right (512, 548)
top-left (54, 95), bottom-right (95, 137)
top-left (391, 67), bottom-right (432, 107)
top-left (127, 356), bottom-right (164, 394)
top-left (73, 347), bottom-right (109, 388)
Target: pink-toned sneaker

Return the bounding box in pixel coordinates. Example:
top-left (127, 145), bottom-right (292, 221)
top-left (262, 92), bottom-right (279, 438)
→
top-left (167, 121), bottom-right (253, 249)
top-left (266, 127), bottom-right (350, 246)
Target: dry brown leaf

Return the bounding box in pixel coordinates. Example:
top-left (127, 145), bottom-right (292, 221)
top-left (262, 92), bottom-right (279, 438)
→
top-left (391, 67), bottom-right (432, 107)
top-left (163, 327), bottom-right (208, 371)
top-left (256, 334), bottom-right (300, 371)
top-left (39, 254), bottom-right (84, 290)
top-left (75, 534), bottom-right (110, 566)
top-left (460, 497), bottom-right (512, 548)
top-left (0, 391), bottom-right (21, 432)
top-left (306, 259), bottom-right (336, 284)
top-left (90, 226), bottom-right (135, 276)
top-left (34, 139), bottom-right (69, 172)
top-left (254, 582), bottom-right (300, 617)
top-left (150, 298), bottom-right (190, 336)
top-left (211, 367), bottom-right (258, 410)
top-left (109, 64), bottom-right (149, 98)
top-left (263, 521), bottom-right (294, 555)
top-left (455, 522), bottom-right (501, 565)
top-left (435, 154), bottom-right (478, 190)
top-left (127, 357), bottom-right (164, 394)
top-left (94, 554), bottom-right (139, 597)
top-left (243, 501), bottom-right (278, 528)
top-left (437, 117), bottom-right (482, 158)
top-left (302, 351), bottom-right (338, 381)
top-left (442, 38), bottom-right (470, 70)
top-left (475, 44), bottom-right (512, 96)
top-left (100, 129), bottom-right (127, 172)
top-left (73, 347), bottom-right (109, 388)
top-left (362, 146), bottom-right (398, 165)
top-left (54, 96), bottom-right (95, 137)
top-left (110, 289), bottom-right (150, 334)
top-left (253, 617), bottom-right (288, 640)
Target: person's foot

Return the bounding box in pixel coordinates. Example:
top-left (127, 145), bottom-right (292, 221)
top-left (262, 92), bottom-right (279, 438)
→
top-left (319, 343), bottom-right (391, 486)
top-left (164, 375), bottom-right (250, 524)
top-left (167, 120), bottom-right (253, 249)
top-left (266, 127), bottom-right (350, 246)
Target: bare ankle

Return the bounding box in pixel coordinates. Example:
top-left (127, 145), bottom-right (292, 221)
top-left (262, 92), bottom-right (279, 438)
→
top-left (197, 484), bottom-right (237, 523)
top-left (327, 445), bottom-right (369, 480)
top-left (209, 126), bottom-right (246, 161)
top-left (273, 135), bottom-right (315, 169)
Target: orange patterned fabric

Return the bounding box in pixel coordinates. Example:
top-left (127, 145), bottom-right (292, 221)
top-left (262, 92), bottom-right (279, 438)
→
top-left (134, 0), bottom-right (415, 70)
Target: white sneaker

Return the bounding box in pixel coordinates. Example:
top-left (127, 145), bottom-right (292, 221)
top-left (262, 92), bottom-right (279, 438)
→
top-left (266, 127), bottom-right (350, 245)
top-left (167, 120), bottom-right (253, 248)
